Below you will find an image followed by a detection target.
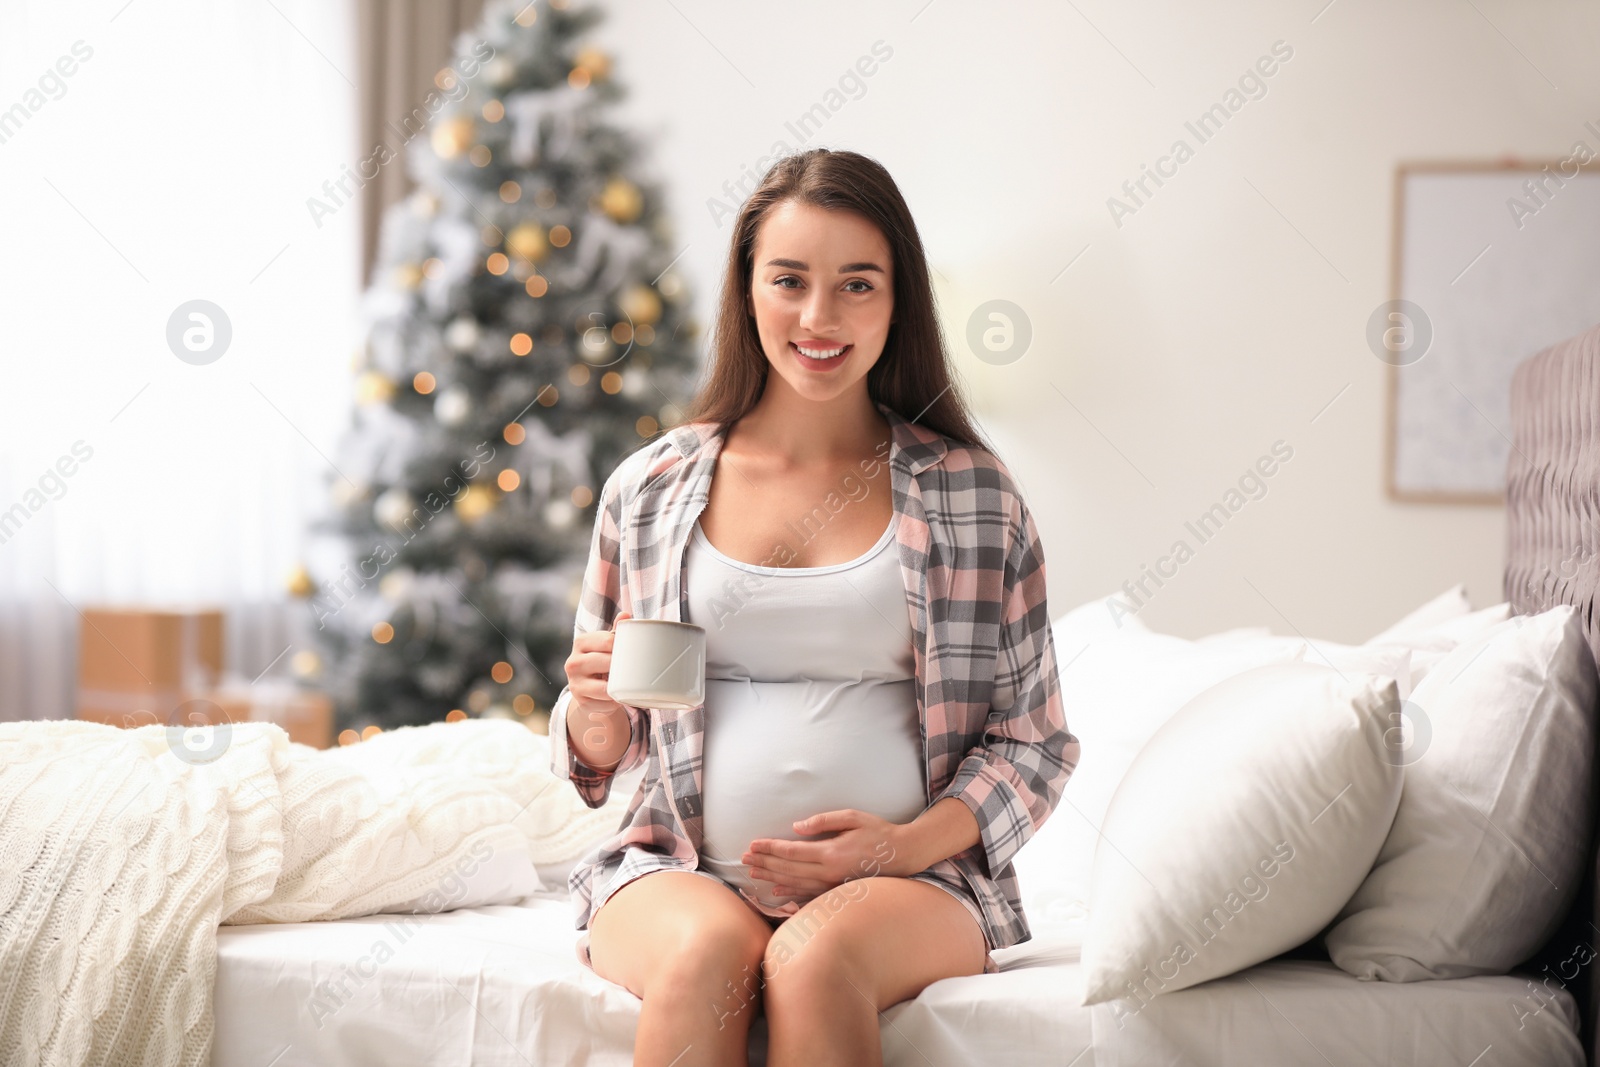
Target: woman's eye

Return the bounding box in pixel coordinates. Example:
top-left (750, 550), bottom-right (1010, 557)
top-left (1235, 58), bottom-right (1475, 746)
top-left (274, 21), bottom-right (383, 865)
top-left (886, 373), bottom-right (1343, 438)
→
top-left (772, 276), bottom-right (874, 293)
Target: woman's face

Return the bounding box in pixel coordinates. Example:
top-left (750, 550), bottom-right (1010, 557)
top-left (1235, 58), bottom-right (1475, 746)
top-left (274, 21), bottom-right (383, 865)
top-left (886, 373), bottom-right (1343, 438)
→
top-left (745, 199), bottom-right (895, 405)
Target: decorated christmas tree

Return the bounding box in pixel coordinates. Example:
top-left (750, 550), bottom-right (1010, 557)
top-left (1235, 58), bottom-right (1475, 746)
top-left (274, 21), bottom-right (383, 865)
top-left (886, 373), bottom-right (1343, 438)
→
top-left (295, 0), bottom-right (700, 736)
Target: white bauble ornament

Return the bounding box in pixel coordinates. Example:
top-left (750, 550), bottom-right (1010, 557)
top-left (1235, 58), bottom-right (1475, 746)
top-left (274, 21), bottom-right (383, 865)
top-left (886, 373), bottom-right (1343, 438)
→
top-left (374, 488), bottom-right (415, 528)
top-left (434, 385), bottom-right (471, 426)
top-left (486, 57), bottom-right (516, 87)
top-left (444, 317), bottom-right (481, 352)
top-left (543, 497), bottom-right (577, 530)
top-left (621, 369), bottom-right (649, 399)
top-left (332, 479), bottom-right (366, 507)
top-left (578, 326), bottom-right (613, 364)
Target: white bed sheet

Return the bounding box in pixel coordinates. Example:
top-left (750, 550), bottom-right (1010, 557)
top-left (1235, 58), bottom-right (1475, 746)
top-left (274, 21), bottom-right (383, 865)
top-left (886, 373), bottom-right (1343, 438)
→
top-left (213, 893), bottom-right (1584, 1066)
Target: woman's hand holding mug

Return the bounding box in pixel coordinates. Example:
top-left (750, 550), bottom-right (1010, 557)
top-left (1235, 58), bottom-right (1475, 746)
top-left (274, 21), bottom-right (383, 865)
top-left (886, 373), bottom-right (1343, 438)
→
top-left (563, 610), bottom-right (634, 771)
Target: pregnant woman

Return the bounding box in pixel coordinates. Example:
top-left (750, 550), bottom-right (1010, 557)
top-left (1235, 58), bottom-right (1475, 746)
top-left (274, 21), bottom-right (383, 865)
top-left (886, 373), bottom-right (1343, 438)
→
top-left (549, 147), bottom-right (1079, 1067)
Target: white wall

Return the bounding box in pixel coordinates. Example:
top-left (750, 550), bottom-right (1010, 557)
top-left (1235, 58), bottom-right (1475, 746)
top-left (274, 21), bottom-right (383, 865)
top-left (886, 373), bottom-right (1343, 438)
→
top-left (591, 0), bottom-right (1600, 641)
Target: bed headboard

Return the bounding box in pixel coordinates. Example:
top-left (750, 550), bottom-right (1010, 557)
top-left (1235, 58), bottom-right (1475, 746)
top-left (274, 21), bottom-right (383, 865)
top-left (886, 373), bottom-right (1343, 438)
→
top-left (1504, 320), bottom-right (1600, 1064)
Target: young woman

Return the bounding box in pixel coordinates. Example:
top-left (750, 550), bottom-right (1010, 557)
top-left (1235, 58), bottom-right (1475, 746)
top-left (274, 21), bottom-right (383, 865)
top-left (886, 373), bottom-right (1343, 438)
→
top-left (548, 148), bottom-right (1078, 1067)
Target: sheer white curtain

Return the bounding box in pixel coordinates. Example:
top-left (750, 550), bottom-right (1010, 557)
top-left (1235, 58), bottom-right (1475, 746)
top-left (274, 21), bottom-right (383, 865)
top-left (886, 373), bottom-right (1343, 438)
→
top-left (0, 0), bottom-right (360, 720)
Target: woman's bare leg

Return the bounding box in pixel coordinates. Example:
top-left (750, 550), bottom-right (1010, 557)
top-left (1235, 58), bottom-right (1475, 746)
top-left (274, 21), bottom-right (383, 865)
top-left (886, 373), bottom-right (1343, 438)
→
top-left (761, 876), bottom-right (988, 1067)
top-left (588, 870), bottom-right (775, 1067)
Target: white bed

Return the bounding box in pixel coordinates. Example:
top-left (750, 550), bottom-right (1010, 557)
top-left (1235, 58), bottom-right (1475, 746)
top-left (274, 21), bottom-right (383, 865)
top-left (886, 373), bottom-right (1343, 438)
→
top-left (213, 320), bottom-right (1597, 1067)
top-left (212, 891), bottom-right (1584, 1066)
top-left (7, 327), bottom-right (1596, 1067)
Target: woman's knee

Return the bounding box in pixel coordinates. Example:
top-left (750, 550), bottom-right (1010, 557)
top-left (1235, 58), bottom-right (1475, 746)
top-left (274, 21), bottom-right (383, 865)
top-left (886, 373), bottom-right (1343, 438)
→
top-left (761, 876), bottom-right (985, 1009)
top-left (761, 889), bottom-right (864, 991)
top-left (649, 905), bottom-right (771, 998)
top-left (591, 871), bottom-right (772, 999)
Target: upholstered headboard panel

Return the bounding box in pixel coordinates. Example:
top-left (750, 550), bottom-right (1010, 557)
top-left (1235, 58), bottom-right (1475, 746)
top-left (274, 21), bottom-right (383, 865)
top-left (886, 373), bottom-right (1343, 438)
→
top-left (1504, 321), bottom-right (1600, 1064)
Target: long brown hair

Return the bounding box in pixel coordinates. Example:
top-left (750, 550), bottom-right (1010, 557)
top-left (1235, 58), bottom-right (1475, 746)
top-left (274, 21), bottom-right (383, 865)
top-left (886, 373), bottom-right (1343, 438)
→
top-left (679, 147), bottom-right (998, 456)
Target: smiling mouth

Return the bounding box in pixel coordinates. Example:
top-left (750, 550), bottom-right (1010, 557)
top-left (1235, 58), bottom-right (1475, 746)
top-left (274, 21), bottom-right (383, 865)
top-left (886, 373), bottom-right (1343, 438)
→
top-left (790, 341), bottom-right (852, 365)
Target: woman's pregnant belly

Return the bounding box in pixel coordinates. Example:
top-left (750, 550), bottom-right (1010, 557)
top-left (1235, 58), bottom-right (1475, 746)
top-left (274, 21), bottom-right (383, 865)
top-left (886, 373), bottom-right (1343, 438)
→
top-left (698, 677), bottom-right (926, 909)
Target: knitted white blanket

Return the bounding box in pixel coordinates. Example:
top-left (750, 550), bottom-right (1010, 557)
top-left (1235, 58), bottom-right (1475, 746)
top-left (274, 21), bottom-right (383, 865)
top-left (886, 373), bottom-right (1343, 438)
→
top-left (0, 717), bottom-right (629, 1067)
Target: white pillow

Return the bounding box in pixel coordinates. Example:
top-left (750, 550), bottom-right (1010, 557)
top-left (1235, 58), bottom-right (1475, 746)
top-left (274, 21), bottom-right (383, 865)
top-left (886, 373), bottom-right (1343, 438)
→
top-left (1364, 601), bottom-right (1512, 692)
top-left (1080, 662), bottom-right (1404, 1006)
top-left (531, 855), bottom-right (582, 896)
top-left (1013, 624), bottom-right (1310, 923)
top-left (1365, 584), bottom-right (1473, 645)
top-left (1194, 604), bottom-right (1505, 700)
top-left (1325, 604), bottom-right (1599, 981)
top-left (1052, 590), bottom-right (1149, 650)
top-left (390, 839), bottom-right (544, 913)
top-left (1194, 626), bottom-right (1274, 644)
top-left (1180, 631), bottom-right (1416, 698)
top-left (1307, 644), bottom-right (1414, 695)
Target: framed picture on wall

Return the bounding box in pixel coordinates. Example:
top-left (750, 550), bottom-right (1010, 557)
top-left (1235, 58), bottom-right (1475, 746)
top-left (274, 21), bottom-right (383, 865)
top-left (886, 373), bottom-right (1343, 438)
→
top-left (1383, 157), bottom-right (1600, 503)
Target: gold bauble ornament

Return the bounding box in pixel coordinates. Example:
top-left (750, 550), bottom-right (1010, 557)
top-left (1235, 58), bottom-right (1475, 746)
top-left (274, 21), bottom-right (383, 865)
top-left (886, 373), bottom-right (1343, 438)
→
top-left (505, 222), bottom-right (548, 262)
top-left (290, 649), bottom-right (321, 679)
top-left (454, 484), bottom-right (500, 524)
top-left (431, 116), bottom-right (475, 160)
top-left (378, 566), bottom-right (415, 600)
top-left (392, 262), bottom-right (424, 290)
top-left (598, 177), bottom-right (642, 223)
top-left (617, 284), bottom-right (663, 326)
top-left (355, 370), bottom-right (396, 405)
top-left (285, 564), bottom-right (314, 598)
top-left (573, 47), bottom-right (611, 82)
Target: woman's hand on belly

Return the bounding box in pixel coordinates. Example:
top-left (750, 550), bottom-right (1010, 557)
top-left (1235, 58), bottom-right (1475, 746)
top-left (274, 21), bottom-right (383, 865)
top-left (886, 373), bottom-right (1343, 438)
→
top-left (742, 808), bottom-right (912, 899)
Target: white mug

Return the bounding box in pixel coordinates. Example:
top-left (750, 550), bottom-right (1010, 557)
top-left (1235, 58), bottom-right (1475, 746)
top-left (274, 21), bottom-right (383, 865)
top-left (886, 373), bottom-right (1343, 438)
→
top-left (606, 619), bottom-right (707, 711)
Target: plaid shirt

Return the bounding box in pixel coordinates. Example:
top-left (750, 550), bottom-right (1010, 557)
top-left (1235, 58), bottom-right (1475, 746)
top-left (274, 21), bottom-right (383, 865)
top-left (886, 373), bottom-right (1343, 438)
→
top-left (549, 399), bottom-right (1078, 963)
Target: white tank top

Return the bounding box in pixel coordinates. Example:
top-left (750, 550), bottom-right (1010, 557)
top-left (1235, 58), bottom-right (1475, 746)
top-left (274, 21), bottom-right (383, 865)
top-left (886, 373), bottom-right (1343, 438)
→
top-left (685, 511), bottom-right (926, 909)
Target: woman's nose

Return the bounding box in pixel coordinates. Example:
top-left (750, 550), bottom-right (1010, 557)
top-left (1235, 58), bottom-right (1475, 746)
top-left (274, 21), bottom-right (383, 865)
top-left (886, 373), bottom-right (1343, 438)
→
top-left (798, 290), bottom-right (842, 333)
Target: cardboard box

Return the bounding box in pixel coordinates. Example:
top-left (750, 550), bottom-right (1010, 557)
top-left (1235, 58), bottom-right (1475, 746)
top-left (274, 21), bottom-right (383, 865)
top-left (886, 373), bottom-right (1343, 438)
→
top-left (77, 682), bottom-right (335, 750)
top-left (77, 607), bottom-right (224, 703)
top-left (239, 682), bottom-right (335, 750)
top-left (76, 692), bottom-right (246, 731)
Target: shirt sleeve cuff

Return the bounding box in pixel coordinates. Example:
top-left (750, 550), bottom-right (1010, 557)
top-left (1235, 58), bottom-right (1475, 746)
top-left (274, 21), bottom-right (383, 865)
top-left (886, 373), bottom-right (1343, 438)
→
top-left (935, 750), bottom-right (1036, 879)
top-left (548, 685), bottom-right (648, 809)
